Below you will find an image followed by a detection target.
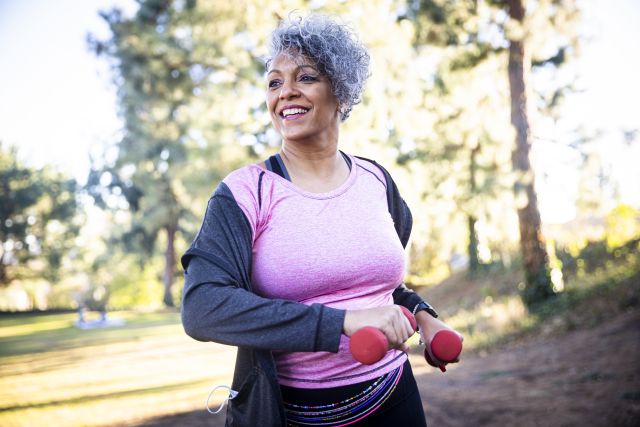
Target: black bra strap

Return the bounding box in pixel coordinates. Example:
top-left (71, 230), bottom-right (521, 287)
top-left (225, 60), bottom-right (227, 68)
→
top-left (265, 154), bottom-right (291, 181)
top-left (340, 150), bottom-right (352, 170)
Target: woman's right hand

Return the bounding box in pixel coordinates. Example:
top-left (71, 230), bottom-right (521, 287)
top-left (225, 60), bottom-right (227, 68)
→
top-left (343, 305), bottom-right (415, 351)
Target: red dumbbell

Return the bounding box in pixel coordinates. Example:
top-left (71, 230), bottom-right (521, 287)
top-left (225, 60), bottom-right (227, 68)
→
top-left (424, 330), bottom-right (463, 372)
top-left (349, 306), bottom-right (417, 365)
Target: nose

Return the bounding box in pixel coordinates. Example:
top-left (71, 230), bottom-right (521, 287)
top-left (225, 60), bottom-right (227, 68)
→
top-left (279, 80), bottom-right (299, 100)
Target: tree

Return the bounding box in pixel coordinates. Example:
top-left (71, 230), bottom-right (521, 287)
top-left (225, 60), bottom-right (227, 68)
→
top-left (404, 0), bottom-right (580, 305)
top-left (88, 0), bottom-right (272, 306)
top-left (88, 0), bottom-right (203, 306)
top-left (507, 0), bottom-right (556, 305)
top-left (0, 143), bottom-right (80, 287)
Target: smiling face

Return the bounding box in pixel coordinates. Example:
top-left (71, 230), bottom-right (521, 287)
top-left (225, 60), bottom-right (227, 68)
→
top-left (266, 52), bottom-right (341, 144)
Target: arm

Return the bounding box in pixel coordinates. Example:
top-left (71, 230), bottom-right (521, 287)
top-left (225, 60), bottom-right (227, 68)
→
top-left (181, 183), bottom-right (345, 353)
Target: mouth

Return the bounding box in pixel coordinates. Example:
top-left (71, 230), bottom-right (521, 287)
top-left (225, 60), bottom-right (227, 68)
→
top-left (280, 106), bottom-right (310, 121)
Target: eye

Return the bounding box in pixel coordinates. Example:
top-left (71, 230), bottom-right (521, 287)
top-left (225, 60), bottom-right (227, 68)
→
top-left (299, 74), bottom-right (318, 82)
top-left (268, 79), bottom-right (281, 89)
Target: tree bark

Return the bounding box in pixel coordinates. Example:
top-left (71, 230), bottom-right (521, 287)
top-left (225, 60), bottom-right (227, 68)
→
top-left (468, 214), bottom-right (480, 273)
top-left (468, 143), bottom-right (480, 273)
top-left (507, 0), bottom-right (554, 306)
top-left (162, 224), bottom-right (176, 307)
top-left (0, 258), bottom-right (6, 285)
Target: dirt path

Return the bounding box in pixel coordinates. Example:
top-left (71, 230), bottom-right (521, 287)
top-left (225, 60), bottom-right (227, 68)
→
top-left (414, 309), bottom-right (640, 427)
top-left (136, 309), bottom-right (640, 427)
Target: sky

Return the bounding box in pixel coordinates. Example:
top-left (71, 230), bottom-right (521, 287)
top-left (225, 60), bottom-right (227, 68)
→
top-left (0, 0), bottom-right (638, 224)
top-left (0, 0), bottom-right (136, 179)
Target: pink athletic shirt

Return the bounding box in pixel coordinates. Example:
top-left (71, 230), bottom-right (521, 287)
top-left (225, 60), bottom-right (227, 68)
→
top-left (223, 154), bottom-right (407, 388)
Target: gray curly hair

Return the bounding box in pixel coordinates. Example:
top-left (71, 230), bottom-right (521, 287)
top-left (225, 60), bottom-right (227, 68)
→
top-left (266, 14), bottom-right (370, 121)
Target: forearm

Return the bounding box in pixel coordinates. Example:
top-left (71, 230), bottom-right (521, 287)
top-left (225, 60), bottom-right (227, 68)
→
top-left (181, 258), bottom-right (345, 353)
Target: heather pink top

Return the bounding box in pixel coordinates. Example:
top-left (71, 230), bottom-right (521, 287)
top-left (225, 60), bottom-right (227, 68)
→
top-left (223, 154), bottom-right (407, 388)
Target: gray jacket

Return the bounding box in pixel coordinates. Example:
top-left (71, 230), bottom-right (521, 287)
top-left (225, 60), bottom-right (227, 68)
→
top-left (181, 158), bottom-right (425, 426)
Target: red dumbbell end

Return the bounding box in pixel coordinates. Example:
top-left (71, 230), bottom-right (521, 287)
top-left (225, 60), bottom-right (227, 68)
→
top-left (424, 330), bottom-right (463, 373)
top-left (350, 327), bottom-right (388, 365)
top-left (431, 330), bottom-right (462, 362)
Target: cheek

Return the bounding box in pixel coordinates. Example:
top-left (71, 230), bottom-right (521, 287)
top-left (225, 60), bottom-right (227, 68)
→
top-left (266, 93), bottom-right (275, 111)
top-left (266, 96), bottom-right (278, 119)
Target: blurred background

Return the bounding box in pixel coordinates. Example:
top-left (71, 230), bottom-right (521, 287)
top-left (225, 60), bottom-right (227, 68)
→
top-left (0, 1), bottom-right (638, 426)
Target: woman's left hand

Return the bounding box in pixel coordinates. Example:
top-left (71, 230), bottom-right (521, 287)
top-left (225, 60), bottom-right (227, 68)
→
top-left (415, 311), bottom-right (463, 368)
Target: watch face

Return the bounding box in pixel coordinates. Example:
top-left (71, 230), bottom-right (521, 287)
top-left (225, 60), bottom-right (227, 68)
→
top-left (417, 302), bottom-right (438, 318)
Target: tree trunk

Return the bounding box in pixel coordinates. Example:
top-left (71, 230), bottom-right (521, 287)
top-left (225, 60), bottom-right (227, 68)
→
top-left (468, 143), bottom-right (480, 273)
top-left (468, 215), bottom-right (480, 273)
top-left (0, 252), bottom-right (6, 285)
top-left (507, 0), bottom-right (554, 307)
top-left (162, 224), bottom-right (176, 307)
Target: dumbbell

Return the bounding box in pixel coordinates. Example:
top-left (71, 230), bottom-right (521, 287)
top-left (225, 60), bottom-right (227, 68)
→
top-left (349, 305), bottom-right (463, 372)
top-left (423, 330), bottom-right (463, 372)
top-left (349, 306), bottom-right (417, 365)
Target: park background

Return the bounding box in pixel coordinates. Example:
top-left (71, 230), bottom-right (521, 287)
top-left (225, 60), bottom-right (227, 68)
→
top-left (0, 0), bottom-right (638, 426)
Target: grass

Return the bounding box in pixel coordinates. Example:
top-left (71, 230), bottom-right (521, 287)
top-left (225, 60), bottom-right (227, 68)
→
top-left (0, 310), bottom-right (237, 427)
top-left (415, 253), bottom-right (640, 352)
top-left (2, 247), bottom-right (638, 426)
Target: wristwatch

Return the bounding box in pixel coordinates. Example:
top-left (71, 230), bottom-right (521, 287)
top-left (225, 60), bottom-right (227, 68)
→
top-left (412, 301), bottom-right (438, 318)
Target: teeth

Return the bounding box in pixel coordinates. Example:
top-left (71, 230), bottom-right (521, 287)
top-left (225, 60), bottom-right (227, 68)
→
top-left (282, 108), bottom-right (309, 117)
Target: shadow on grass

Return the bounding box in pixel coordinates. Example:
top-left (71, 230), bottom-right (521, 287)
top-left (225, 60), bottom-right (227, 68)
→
top-left (126, 409), bottom-right (225, 427)
top-left (0, 312), bottom-right (182, 358)
top-left (0, 379), bottom-right (210, 413)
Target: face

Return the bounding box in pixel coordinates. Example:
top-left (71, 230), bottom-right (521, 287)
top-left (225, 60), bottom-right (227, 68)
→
top-left (266, 52), bottom-right (340, 143)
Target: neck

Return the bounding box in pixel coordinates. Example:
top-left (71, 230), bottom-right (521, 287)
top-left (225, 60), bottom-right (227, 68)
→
top-left (280, 143), bottom-right (342, 178)
top-left (280, 127), bottom-right (342, 178)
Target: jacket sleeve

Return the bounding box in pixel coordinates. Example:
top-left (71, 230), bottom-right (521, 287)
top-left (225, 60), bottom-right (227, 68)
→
top-left (180, 182), bottom-right (345, 353)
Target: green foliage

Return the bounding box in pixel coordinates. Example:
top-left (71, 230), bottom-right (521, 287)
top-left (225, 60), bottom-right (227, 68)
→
top-left (556, 234), bottom-right (640, 282)
top-left (401, 0), bottom-right (581, 306)
top-left (521, 264), bottom-right (555, 309)
top-left (527, 252), bottom-right (640, 330)
top-left (605, 204), bottom-right (640, 248)
top-left (104, 257), bottom-right (165, 309)
top-left (86, 0), bottom-right (280, 306)
top-left (72, 0), bottom-right (589, 312)
top-left (436, 235), bottom-right (639, 351)
top-left (88, 1), bottom-right (216, 306)
top-left (0, 143), bottom-right (81, 286)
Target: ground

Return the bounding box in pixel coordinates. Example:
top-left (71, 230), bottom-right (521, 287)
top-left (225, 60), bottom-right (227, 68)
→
top-left (415, 309), bottom-right (640, 427)
top-left (133, 308), bottom-right (640, 427)
top-left (2, 268), bottom-right (637, 427)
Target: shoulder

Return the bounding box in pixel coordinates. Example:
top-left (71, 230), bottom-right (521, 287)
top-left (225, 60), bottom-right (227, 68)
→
top-left (352, 155), bottom-right (389, 189)
top-left (221, 164), bottom-right (267, 201)
top-left (218, 165), bottom-right (268, 236)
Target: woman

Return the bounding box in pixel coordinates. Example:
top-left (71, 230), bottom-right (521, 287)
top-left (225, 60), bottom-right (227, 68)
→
top-left (181, 14), bottom-right (460, 427)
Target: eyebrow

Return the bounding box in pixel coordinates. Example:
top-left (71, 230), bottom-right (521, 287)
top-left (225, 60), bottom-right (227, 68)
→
top-left (267, 64), bottom-right (319, 76)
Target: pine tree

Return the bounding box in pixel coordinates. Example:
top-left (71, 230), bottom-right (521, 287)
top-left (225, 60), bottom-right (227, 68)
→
top-left (88, 0), bottom-right (273, 306)
top-left (88, 0), bottom-right (209, 306)
top-left (0, 143), bottom-right (80, 287)
top-left (404, 0), bottom-right (580, 305)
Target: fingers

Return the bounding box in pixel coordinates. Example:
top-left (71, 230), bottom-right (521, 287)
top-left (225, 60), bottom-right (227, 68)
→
top-left (395, 342), bottom-right (410, 353)
top-left (381, 306), bottom-right (415, 347)
top-left (344, 305), bottom-right (416, 348)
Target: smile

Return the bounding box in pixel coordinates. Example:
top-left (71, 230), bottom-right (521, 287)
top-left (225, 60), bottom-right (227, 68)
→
top-left (281, 107), bottom-right (310, 120)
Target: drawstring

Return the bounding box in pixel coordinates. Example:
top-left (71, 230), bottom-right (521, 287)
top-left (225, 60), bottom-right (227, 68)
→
top-left (206, 385), bottom-right (239, 414)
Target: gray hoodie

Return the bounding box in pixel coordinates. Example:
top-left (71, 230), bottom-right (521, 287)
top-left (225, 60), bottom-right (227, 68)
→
top-left (181, 158), bottom-right (426, 426)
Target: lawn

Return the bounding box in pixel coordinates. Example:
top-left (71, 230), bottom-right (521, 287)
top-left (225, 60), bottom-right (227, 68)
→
top-left (0, 310), bottom-right (236, 427)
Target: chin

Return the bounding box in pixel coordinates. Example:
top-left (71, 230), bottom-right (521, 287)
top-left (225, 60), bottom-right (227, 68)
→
top-left (281, 128), bottom-right (313, 141)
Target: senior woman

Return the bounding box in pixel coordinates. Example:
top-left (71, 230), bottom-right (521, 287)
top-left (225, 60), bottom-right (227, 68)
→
top-left (181, 14), bottom-right (459, 427)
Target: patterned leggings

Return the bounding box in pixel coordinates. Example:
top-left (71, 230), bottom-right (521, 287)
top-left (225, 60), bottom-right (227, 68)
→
top-left (280, 360), bottom-right (428, 427)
